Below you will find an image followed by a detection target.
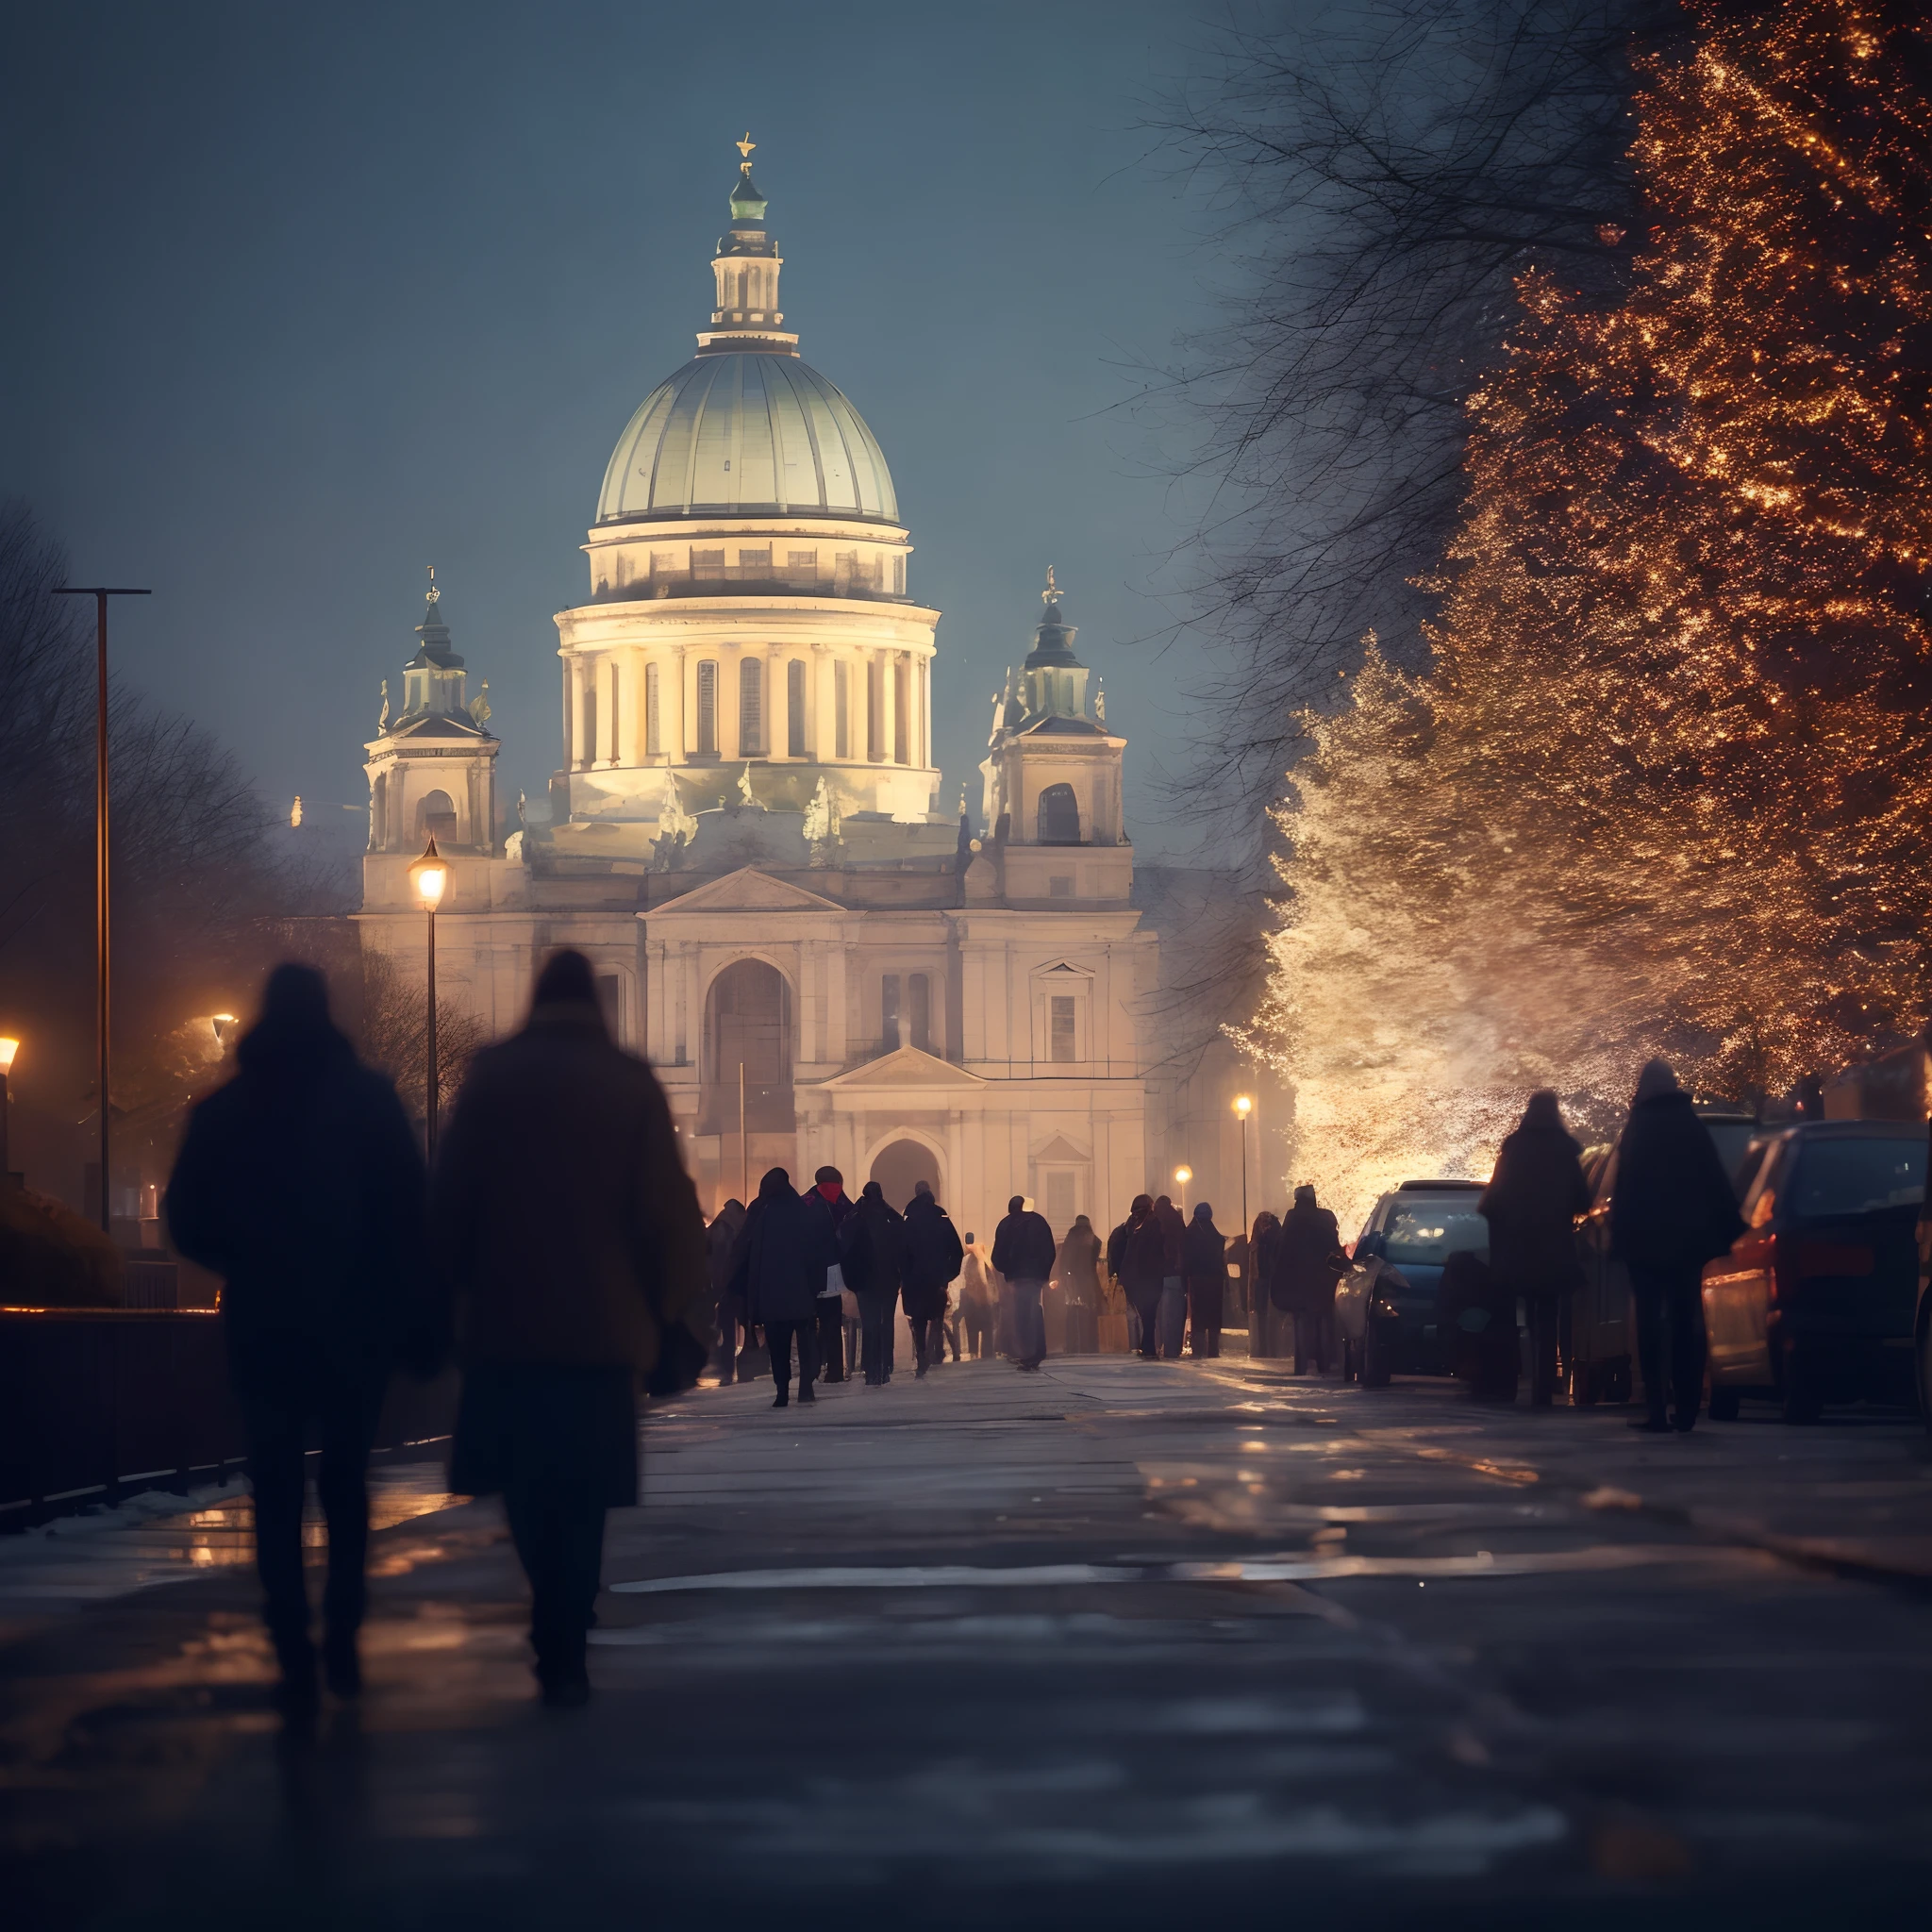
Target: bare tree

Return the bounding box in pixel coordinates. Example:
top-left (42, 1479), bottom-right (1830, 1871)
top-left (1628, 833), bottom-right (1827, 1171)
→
top-left (1150, 0), bottom-right (1680, 840)
top-left (356, 947), bottom-right (486, 1128)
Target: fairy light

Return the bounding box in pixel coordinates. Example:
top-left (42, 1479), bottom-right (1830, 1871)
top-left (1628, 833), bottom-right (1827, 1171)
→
top-left (1247, 0), bottom-right (1932, 1225)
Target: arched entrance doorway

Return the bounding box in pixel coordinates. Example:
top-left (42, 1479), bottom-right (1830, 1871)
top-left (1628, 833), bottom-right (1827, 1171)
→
top-left (702, 959), bottom-right (793, 1133)
top-left (869, 1137), bottom-right (941, 1211)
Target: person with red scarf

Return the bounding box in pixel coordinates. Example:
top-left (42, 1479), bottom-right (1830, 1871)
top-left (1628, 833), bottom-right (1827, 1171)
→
top-left (803, 1165), bottom-right (854, 1381)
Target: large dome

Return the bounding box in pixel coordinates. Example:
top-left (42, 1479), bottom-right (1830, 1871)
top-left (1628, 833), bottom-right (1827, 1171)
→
top-left (597, 352), bottom-right (898, 525)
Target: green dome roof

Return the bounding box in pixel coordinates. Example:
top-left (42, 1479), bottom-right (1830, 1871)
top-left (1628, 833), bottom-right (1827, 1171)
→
top-left (596, 353), bottom-right (899, 525)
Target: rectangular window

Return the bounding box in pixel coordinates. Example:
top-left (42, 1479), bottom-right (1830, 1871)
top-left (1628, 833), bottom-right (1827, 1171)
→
top-left (608, 665), bottom-right (622, 761)
top-left (893, 660), bottom-right (908, 764)
top-left (1050, 875), bottom-right (1074, 898)
top-left (881, 974), bottom-right (901, 1050)
top-left (908, 972), bottom-right (931, 1053)
top-left (787, 659), bottom-right (806, 757)
top-left (1045, 1170), bottom-right (1075, 1224)
top-left (1050, 995), bottom-right (1076, 1064)
top-left (581, 684), bottom-right (598, 767)
top-left (651, 551), bottom-right (676, 578)
top-left (835, 660), bottom-right (850, 758)
top-left (788, 549), bottom-right (817, 570)
top-left (892, 555), bottom-right (905, 594)
top-left (596, 974), bottom-right (621, 1040)
top-left (692, 548), bottom-right (725, 575)
top-left (644, 662), bottom-right (660, 756)
top-left (867, 658), bottom-right (883, 761)
top-left (738, 546), bottom-right (771, 569)
top-left (739, 658), bottom-right (762, 756)
top-left (696, 660), bottom-right (718, 755)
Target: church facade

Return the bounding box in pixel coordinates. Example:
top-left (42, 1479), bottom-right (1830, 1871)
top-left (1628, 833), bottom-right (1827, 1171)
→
top-left (357, 150), bottom-right (1170, 1234)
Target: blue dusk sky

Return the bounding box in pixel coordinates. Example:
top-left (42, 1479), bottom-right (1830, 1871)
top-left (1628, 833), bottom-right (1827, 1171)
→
top-left (1, 0), bottom-right (1271, 858)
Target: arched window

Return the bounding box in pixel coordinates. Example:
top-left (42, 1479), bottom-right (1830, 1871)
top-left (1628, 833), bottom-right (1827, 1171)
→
top-left (580, 683), bottom-right (597, 767)
top-left (740, 658), bottom-right (762, 756)
top-left (644, 662), bottom-right (661, 756)
top-left (371, 773), bottom-right (387, 848)
top-left (787, 659), bottom-right (806, 757)
top-left (696, 660), bottom-right (718, 755)
top-left (608, 664), bottom-right (622, 761)
top-left (835, 661), bottom-right (850, 758)
top-left (1038, 783), bottom-right (1081, 844)
top-left (704, 958), bottom-right (793, 1133)
top-left (416, 788), bottom-right (458, 842)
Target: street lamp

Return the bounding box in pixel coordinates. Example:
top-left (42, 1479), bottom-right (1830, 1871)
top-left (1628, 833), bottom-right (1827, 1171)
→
top-left (1233, 1094), bottom-right (1254, 1239)
top-left (1174, 1164), bottom-right (1191, 1215)
top-left (0, 1036), bottom-right (18, 1190)
top-left (408, 838), bottom-right (450, 1158)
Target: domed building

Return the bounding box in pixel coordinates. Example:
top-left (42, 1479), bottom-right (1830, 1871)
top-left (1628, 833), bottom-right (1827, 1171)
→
top-left (358, 147), bottom-right (1169, 1236)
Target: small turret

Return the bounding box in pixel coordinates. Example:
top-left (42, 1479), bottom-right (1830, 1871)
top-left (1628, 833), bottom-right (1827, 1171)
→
top-left (697, 132), bottom-right (798, 358)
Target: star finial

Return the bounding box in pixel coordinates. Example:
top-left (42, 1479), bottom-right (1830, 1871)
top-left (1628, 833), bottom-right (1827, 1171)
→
top-left (737, 131), bottom-right (756, 174)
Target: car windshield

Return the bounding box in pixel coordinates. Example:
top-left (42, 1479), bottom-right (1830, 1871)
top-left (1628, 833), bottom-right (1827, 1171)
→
top-left (1787, 1138), bottom-right (1925, 1220)
top-left (1703, 1120), bottom-right (1758, 1184)
top-left (1383, 1199), bottom-right (1489, 1266)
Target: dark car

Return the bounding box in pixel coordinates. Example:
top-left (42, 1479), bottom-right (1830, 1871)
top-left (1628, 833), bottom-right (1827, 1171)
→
top-left (1568, 1105), bottom-right (1759, 1407)
top-left (1705, 1121), bottom-right (1924, 1423)
top-left (1336, 1180), bottom-right (1488, 1385)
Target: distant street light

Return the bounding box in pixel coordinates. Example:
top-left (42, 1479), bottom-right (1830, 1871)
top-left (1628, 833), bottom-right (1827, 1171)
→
top-left (0, 1036), bottom-right (19, 1190)
top-left (1233, 1094), bottom-right (1254, 1241)
top-left (1174, 1163), bottom-right (1192, 1214)
top-left (55, 584), bottom-right (151, 1232)
top-left (409, 839), bottom-right (450, 1158)
top-left (210, 1013), bottom-right (238, 1049)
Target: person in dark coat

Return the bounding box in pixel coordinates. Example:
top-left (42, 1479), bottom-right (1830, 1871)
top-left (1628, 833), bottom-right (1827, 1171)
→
top-left (730, 1167), bottom-right (826, 1407)
top-left (1152, 1194), bottom-right (1187, 1358)
top-left (1183, 1203), bottom-right (1226, 1357)
top-left (991, 1194), bottom-right (1056, 1371)
top-left (901, 1180), bottom-right (965, 1376)
top-left (1110, 1195), bottom-right (1168, 1360)
top-left (841, 1181), bottom-right (906, 1385)
top-left (1247, 1210), bottom-right (1282, 1357)
top-left (803, 1166), bottom-right (854, 1382)
top-left (1271, 1186), bottom-right (1344, 1374)
top-left (706, 1198), bottom-right (746, 1385)
top-left (1053, 1214), bottom-right (1103, 1355)
top-left (1610, 1058), bottom-right (1744, 1433)
top-left (1479, 1090), bottom-right (1591, 1407)
top-left (167, 963), bottom-right (425, 1718)
top-left (429, 949), bottom-right (708, 1707)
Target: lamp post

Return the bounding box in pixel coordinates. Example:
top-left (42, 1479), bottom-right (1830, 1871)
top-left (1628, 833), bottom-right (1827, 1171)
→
top-left (0, 1036), bottom-right (18, 1190)
top-left (408, 839), bottom-right (449, 1158)
top-left (1174, 1164), bottom-right (1191, 1215)
top-left (54, 584), bottom-right (150, 1232)
top-left (1234, 1094), bottom-right (1254, 1325)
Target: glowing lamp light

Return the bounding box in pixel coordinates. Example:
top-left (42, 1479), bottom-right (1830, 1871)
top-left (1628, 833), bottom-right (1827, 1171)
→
top-left (409, 838), bottom-right (449, 910)
top-left (0, 1038), bottom-right (18, 1074)
top-left (1234, 1094), bottom-right (1254, 1119)
top-left (1174, 1165), bottom-right (1192, 1187)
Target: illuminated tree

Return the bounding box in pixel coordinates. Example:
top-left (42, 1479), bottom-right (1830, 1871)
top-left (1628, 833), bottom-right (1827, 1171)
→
top-left (1257, 1), bottom-right (1932, 1218)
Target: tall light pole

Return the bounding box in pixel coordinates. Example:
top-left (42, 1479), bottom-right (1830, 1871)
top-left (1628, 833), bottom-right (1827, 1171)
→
top-left (55, 586), bottom-right (150, 1231)
top-left (409, 839), bottom-right (449, 1158)
top-left (1234, 1094), bottom-right (1255, 1324)
top-left (1174, 1164), bottom-right (1191, 1215)
top-left (0, 1036), bottom-right (19, 1190)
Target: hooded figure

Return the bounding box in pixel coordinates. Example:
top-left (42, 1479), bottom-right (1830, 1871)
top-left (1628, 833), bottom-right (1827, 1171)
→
top-left (803, 1165), bottom-right (854, 1383)
top-left (902, 1180), bottom-right (965, 1375)
top-left (167, 963), bottom-right (425, 1718)
top-left (431, 949), bottom-right (708, 1706)
top-left (1609, 1059), bottom-right (1744, 1433)
top-left (1108, 1194), bottom-right (1168, 1360)
top-left (1480, 1091), bottom-right (1591, 1407)
top-left (707, 1198), bottom-right (747, 1385)
top-left (991, 1194), bottom-right (1056, 1371)
top-left (841, 1181), bottom-right (906, 1385)
top-left (1150, 1195), bottom-right (1189, 1359)
top-left (1247, 1210), bottom-right (1282, 1357)
top-left (1052, 1214), bottom-right (1103, 1355)
top-left (1271, 1186), bottom-right (1344, 1374)
top-left (730, 1167), bottom-right (826, 1407)
top-left (1183, 1203), bottom-right (1226, 1357)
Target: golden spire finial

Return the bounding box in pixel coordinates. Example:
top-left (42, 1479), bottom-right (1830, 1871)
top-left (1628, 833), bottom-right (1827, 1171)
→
top-left (425, 564), bottom-right (440, 605)
top-left (737, 131), bottom-right (756, 175)
top-left (1043, 563), bottom-right (1058, 604)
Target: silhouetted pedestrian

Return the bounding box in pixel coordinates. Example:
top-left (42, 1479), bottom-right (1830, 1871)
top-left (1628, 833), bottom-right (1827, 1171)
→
top-left (167, 964), bottom-right (425, 1720)
top-left (1480, 1091), bottom-right (1591, 1407)
top-left (1183, 1203), bottom-right (1226, 1357)
top-left (707, 1197), bottom-right (746, 1384)
top-left (803, 1166), bottom-right (854, 1382)
top-left (1272, 1186), bottom-right (1344, 1374)
top-left (902, 1179), bottom-right (965, 1376)
top-left (1054, 1214), bottom-right (1103, 1354)
top-left (992, 1194), bottom-right (1055, 1371)
top-left (430, 950), bottom-right (708, 1707)
top-left (1248, 1210), bottom-right (1282, 1357)
top-left (731, 1167), bottom-right (827, 1407)
top-left (1610, 1059), bottom-right (1743, 1433)
top-left (1153, 1194), bottom-right (1187, 1358)
top-left (1110, 1195), bottom-right (1167, 1360)
top-left (842, 1181), bottom-right (906, 1385)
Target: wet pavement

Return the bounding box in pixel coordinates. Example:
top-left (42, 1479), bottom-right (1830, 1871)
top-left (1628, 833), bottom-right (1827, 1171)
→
top-left (5, 1355), bottom-right (1931, 1928)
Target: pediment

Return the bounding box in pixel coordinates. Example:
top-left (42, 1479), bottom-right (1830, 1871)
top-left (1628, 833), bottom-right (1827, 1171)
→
top-left (1033, 1133), bottom-right (1091, 1164)
top-left (822, 1045), bottom-right (987, 1090)
top-left (649, 866), bottom-right (843, 916)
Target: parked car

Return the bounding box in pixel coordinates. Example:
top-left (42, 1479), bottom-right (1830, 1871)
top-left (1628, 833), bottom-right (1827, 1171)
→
top-left (1336, 1180), bottom-right (1488, 1386)
top-left (1702, 1121), bottom-right (1923, 1423)
top-left (1568, 1105), bottom-right (1759, 1407)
